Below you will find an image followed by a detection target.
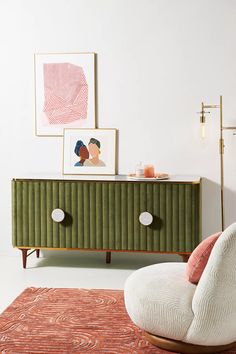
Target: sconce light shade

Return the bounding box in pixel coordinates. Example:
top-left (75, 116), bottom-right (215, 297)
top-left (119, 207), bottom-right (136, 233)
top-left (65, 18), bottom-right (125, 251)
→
top-left (200, 122), bottom-right (206, 138)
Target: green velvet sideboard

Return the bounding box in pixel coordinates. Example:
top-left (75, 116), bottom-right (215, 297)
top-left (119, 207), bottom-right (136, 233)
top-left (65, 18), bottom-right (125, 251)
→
top-left (12, 175), bottom-right (201, 268)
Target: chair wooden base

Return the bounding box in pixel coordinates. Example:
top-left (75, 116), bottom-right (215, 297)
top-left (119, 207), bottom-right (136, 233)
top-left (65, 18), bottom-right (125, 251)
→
top-left (145, 332), bottom-right (236, 354)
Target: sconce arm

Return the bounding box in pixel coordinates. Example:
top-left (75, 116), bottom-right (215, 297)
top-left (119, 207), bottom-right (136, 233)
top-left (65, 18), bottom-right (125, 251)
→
top-left (222, 126), bottom-right (236, 130)
top-left (203, 104), bottom-right (220, 109)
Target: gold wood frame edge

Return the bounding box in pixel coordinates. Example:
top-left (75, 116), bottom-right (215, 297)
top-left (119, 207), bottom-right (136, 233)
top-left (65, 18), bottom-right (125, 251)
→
top-left (12, 178), bottom-right (200, 184)
top-left (14, 246), bottom-right (191, 254)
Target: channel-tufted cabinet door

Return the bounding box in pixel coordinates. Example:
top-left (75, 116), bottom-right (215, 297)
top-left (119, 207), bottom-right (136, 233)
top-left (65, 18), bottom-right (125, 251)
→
top-left (12, 180), bottom-right (200, 252)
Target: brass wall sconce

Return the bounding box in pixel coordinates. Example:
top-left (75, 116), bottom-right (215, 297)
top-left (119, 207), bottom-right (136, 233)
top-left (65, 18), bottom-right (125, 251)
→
top-left (198, 95), bottom-right (236, 231)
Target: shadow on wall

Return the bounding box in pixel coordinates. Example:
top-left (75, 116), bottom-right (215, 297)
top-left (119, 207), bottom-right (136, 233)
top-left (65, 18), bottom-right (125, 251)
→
top-left (201, 178), bottom-right (236, 238)
top-left (224, 186), bottom-right (236, 229)
top-left (201, 178), bottom-right (221, 238)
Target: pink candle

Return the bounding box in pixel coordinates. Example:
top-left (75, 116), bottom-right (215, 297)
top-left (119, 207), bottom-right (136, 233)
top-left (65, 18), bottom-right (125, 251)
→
top-left (144, 164), bottom-right (155, 178)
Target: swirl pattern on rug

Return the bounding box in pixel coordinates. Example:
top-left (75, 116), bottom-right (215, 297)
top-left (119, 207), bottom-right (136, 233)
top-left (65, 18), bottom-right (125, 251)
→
top-left (0, 287), bottom-right (171, 353)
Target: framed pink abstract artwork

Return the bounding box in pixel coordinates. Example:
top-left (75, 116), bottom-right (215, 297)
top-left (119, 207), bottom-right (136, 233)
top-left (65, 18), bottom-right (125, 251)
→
top-left (63, 129), bottom-right (117, 175)
top-left (34, 53), bottom-right (96, 136)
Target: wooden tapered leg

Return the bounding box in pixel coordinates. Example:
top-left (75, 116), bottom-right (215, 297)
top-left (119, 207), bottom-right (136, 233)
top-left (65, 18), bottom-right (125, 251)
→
top-left (106, 252), bottom-right (111, 264)
top-left (20, 249), bottom-right (28, 269)
top-left (179, 253), bottom-right (190, 262)
top-left (36, 249), bottom-right (40, 258)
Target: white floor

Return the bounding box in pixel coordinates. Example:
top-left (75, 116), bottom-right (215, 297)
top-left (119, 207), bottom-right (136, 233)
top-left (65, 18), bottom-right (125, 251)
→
top-left (0, 250), bottom-right (180, 313)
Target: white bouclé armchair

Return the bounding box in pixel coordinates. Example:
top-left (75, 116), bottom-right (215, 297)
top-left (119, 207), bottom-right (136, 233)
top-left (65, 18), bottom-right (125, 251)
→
top-left (124, 223), bottom-right (236, 353)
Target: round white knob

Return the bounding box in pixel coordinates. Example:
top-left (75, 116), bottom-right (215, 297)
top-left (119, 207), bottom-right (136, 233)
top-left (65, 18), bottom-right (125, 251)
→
top-left (139, 212), bottom-right (153, 226)
top-left (51, 208), bottom-right (65, 222)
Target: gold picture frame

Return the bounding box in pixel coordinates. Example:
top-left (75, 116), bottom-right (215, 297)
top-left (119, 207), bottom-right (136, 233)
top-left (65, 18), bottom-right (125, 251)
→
top-left (34, 52), bottom-right (96, 137)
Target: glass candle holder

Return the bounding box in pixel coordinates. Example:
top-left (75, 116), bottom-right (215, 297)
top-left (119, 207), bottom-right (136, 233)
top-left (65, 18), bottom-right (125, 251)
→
top-left (144, 164), bottom-right (155, 178)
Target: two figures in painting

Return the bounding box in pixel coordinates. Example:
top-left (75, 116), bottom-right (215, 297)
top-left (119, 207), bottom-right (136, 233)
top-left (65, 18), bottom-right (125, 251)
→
top-left (74, 138), bottom-right (105, 167)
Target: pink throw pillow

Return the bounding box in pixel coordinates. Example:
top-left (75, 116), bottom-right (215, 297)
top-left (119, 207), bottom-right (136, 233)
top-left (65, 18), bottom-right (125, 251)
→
top-left (186, 232), bottom-right (221, 284)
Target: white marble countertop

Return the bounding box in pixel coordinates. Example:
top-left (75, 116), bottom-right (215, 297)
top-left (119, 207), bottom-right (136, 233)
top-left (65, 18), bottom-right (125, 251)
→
top-left (12, 174), bottom-right (201, 184)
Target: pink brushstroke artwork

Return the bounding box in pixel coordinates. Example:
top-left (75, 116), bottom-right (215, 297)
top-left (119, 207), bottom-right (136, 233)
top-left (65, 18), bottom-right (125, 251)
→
top-left (43, 63), bottom-right (88, 125)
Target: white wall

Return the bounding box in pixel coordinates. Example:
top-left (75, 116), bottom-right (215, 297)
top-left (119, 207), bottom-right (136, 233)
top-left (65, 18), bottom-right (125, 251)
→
top-left (1, 0), bottom-right (236, 256)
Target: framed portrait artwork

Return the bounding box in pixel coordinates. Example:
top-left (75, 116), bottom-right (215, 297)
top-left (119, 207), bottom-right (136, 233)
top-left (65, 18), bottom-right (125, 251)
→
top-left (63, 129), bottom-right (117, 175)
top-left (34, 52), bottom-right (96, 136)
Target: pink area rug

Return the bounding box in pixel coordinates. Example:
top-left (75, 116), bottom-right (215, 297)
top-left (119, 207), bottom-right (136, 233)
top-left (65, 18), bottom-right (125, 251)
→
top-left (0, 288), bottom-right (162, 353)
top-left (0, 287), bottom-right (235, 354)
